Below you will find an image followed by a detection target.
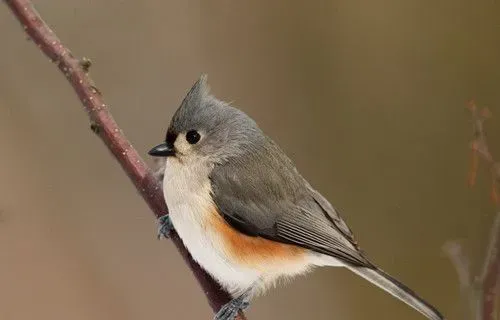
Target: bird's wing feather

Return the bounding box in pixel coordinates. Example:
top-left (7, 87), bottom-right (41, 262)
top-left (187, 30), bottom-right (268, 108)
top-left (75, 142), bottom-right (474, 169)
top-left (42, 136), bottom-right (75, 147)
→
top-left (209, 139), bottom-right (372, 268)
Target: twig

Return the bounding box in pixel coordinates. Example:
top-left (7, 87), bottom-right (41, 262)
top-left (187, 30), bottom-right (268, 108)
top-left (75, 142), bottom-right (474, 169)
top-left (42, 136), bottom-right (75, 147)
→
top-left (444, 101), bottom-right (500, 320)
top-left (477, 212), bottom-right (500, 320)
top-left (442, 241), bottom-right (475, 320)
top-left (3, 0), bottom-right (244, 318)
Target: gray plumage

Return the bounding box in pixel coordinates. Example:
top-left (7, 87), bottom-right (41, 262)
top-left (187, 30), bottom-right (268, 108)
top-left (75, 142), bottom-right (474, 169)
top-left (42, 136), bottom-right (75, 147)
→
top-left (210, 137), bottom-right (372, 267)
top-left (168, 77), bottom-right (263, 163)
top-left (157, 75), bottom-right (444, 320)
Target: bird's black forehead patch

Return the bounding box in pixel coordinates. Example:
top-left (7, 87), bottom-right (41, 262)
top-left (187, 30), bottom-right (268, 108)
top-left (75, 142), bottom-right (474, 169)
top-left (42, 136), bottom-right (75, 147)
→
top-left (165, 129), bottom-right (178, 147)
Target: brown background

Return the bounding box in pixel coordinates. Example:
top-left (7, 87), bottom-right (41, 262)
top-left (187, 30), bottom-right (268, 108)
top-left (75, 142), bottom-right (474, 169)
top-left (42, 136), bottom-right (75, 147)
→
top-left (1, 1), bottom-right (500, 319)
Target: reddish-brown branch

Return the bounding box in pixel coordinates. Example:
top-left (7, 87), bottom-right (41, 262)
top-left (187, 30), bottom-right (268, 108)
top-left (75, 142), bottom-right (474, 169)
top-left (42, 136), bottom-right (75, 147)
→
top-left (4, 0), bottom-right (245, 318)
top-left (478, 212), bottom-right (500, 320)
top-left (444, 101), bottom-right (500, 320)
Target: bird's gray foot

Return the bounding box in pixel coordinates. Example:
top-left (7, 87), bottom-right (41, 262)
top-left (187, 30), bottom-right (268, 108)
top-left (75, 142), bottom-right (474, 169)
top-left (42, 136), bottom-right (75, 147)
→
top-left (214, 294), bottom-right (250, 320)
top-left (157, 214), bottom-right (174, 240)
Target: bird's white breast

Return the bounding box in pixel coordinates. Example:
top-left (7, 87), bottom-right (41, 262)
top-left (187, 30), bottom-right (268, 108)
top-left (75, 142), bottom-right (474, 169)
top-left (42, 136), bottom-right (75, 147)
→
top-left (163, 157), bottom-right (260, 296)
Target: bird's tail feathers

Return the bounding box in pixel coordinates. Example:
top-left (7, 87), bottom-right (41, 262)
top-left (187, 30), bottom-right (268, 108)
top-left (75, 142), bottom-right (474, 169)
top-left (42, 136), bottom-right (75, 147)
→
top-left (346, 266), bottom-right (444, 320)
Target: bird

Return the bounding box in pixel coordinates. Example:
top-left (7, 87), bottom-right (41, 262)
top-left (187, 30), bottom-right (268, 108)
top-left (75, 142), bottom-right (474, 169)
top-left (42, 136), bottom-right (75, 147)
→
top-left (148, 75), bottom-right (444, 320)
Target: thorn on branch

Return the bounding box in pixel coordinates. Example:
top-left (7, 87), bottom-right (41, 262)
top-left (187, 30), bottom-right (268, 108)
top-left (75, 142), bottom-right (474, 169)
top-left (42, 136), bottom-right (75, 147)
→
top-left (89, 85), bottom-right (102, 95)
top-left (90, 121), bottom-right (100, 135)
top-left (79, 57), bottom-right (92, 73)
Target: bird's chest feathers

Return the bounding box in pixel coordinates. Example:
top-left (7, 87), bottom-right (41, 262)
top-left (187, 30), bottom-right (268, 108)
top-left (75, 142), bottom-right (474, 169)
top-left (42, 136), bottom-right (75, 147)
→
top-left (163, 158), bottom-right (215, 243)
top-left (163, 158), bottom-right (259, 293)
top-left (162, 158), bottom-right (309, 295)
top-left (163, 158), bottom-right (212, 216)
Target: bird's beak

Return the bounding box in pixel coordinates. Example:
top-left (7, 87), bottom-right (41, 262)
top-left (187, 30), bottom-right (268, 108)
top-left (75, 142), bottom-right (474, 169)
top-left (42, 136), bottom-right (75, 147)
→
top-left (148, 143), bottom-right (175, 157)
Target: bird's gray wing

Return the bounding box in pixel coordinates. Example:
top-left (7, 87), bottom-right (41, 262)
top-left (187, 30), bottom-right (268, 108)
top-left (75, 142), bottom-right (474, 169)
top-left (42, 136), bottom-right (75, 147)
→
top-left (209, 141), bottom-right (372, 268)
top-left (307, 187), bottom-right (359, 247)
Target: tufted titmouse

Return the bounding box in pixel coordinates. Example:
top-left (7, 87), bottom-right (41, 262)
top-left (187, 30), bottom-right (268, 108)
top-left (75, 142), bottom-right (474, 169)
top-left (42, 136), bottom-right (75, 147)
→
top-left (148, 75), bottom-right (444, 320)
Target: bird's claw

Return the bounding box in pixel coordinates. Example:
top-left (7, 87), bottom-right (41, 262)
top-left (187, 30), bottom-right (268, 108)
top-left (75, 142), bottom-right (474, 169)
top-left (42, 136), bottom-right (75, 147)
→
top-left (214, 294), bottom-right (250, 320)
top-left (157, 214), bottom-right (174, 240)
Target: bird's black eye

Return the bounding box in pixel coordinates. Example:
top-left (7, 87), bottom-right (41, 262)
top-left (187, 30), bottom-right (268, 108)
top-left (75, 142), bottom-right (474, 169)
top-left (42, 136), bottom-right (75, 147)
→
top-left (186, 130), bottom-right (201, 144)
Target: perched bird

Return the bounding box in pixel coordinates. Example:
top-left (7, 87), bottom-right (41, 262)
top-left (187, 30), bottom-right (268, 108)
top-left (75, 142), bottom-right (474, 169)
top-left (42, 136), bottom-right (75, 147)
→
top-left (148, 75), bottom-right (444, 320)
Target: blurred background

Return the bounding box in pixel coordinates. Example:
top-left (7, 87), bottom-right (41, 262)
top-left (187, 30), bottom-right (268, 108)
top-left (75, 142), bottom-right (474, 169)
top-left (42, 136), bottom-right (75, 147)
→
top-left (1, 1), bottom-right (500, 319)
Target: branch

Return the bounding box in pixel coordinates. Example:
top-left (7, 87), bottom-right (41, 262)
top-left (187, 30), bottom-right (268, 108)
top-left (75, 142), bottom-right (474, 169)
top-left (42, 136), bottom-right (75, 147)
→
top-left (444, 101), bottom-right (500, 320)
top-left (3, 1), bottom-right (245, 318)
top-left (478, 212), bottom-right (500, 320)
top-left (467, 101), bottom-right (500, 319)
